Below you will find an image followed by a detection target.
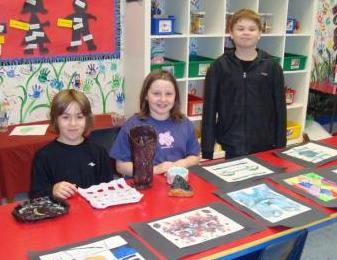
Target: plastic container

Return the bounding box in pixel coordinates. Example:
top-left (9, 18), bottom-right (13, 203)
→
top-left (151, 58), bottom-right (185, 78)
top-left (188, 94), bottom-right (203, 116)
top-left (283, 53), bottom-right (307, 71)
top-left (260, 13), bottom-right (273, 33)
top-left (286, 121), bottom-right (301, 140)
top-left (190, 12), bottom-right (205, 34)
top-left (188, 55), bottom-right (214, 77)
top-left (151, 16), bottom-right (175, 35)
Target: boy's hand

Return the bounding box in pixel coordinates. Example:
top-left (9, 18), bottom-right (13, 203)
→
top-left (154, 161), bottom-right (174, 175)
top-left (52, 181), bottom-right (77, 200)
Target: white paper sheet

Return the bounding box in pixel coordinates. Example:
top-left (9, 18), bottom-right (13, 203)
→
top-left (9, 124), bottom-right (49, 136)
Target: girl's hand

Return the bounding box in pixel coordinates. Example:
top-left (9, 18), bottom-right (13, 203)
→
top-left (52, 181), bottom-right (77, 200)
top-left (154, 161), bottom-right (174, 175)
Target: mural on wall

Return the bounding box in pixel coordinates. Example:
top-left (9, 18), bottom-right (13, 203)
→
top-left (311, 0), bottom-right (337, 89)
top-left (0, 0), bottom-right (124, 125)
top-left (0, 57), bottom-right (124, 124)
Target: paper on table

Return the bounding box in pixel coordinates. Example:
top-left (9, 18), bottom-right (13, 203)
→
top-left (9, 124), bottom-right (49, 136)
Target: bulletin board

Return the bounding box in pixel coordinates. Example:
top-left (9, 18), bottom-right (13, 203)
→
top-left (0, 0), bottom-right (120, 65)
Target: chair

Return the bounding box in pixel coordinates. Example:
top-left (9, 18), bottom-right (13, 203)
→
top-left (234, 229), bottom-right (308, 260)
top-left (88, 127), bottom-right (121, 153)
top-left (257, 229), bottom-right (308, 260)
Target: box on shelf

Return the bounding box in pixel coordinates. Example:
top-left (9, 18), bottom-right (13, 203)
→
top-left (285, 88), bottom-right (296, 105)
top-left (283, 53), bottom-right (307, 71)
top-left (151, 58), bottom-right (185, 79)
top-left (188, 94), bottom-right (203, 116)
top-left (286, 17), bottom-right (297, 34)
top-left (151, 16), bottom-right (175, 35)
top-left (286, 121), bottom-right (301, 140)
top-left (189, 56), bottom-right (214, 77)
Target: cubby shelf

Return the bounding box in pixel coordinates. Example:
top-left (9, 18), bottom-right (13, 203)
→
top-left (124, 0), bottom-right (317, 152)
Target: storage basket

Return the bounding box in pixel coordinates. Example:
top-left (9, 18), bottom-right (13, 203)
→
top-left (283, 53), bottom-right (307, 71)
top-left (151, 16), bottom-right (175, 35)
top-left (187, 94), bottom-right (203, 116)
top-left (286, 121), bottom-right (301, 140)
top-left (188, 56), bottom-right (214, 77)
top-left (151, 58), bottom-right (185, 78)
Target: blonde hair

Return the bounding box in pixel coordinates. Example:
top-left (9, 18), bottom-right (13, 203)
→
top-left (50, 89), bottom-right (93, 134)
top-left (229, 9), bottom-right (262, 32)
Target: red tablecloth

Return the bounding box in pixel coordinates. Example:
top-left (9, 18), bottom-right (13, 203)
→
top-left (0, 114), bottom-right (113, 199)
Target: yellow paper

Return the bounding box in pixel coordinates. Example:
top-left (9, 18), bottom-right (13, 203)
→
top-left (57, 18), bottom-right (73, 28)
top-left (9, 19), bottom-right (29, 31)
top-left (0, 35), bottom-right (4, 44)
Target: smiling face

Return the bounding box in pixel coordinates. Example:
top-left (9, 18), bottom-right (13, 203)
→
top-left (230, 18), bottom-right (261, 50)
top-left (57, 101), bottom-right (86, 145)
top-left (146, 79), bottom-right (176, 121)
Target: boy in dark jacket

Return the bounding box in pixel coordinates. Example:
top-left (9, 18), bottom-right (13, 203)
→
top-left (201, 9), bottom-right (286, 159)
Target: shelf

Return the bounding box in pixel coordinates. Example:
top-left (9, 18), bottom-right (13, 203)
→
top-left (287, 136), bottom-right (303, 146)
top-left (287, 102), bottom-right (303, 110)
top-left (283, 69), bottom-right (307, 74)
top-left (188, 115), bottom-right (202, 121)
top-left (151, 34), bottom-right (189, 39)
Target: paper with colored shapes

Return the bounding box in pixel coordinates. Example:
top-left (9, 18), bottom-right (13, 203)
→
top-left (284, 172), bottom-right (337, 202)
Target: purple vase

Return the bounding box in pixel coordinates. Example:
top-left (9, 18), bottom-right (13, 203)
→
top-left (129, 125), bottom-right (157, 189)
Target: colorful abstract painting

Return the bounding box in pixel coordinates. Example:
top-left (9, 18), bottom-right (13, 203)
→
top-left (148, 206), bottom-right (243, 248)
top-left (284, 172), bottom-right (337, 202)
top-left (228, 184), bottom-right (311, 223)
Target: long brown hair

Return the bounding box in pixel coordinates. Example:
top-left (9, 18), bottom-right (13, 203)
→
top-left (137, 69), bottom-right (184, 121)
top-left (50, 89), bottom-right (93, 134)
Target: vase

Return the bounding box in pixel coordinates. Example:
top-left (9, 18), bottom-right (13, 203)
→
top-left (129, 125), bottom-right (157, 189)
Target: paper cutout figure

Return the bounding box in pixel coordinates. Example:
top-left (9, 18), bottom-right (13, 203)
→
top-left (65, 0), bottom-right (97, 52)
top-left (21, 0), bottom-right (50, 54)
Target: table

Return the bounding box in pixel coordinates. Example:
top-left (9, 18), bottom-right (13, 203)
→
top-left (1, 137), bottom-right (337, 259)
top-left (0, 114), bottom-right (113, 199)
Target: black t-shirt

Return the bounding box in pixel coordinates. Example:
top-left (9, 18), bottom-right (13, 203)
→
top-left (30, 138), bottom-right (114, 198)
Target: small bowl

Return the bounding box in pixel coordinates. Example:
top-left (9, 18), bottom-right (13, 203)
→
top-left (167, 166), bottom-right (189, 184)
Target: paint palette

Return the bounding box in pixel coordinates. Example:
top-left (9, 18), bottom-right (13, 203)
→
top-left (12, 196), bottom-right (69, 222)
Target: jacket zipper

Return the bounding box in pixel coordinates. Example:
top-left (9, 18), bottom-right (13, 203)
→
top-left (243, 71), bottom-right (247, 154)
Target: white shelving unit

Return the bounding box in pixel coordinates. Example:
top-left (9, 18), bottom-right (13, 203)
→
top-left (124, 0), bottom-right (317, 150)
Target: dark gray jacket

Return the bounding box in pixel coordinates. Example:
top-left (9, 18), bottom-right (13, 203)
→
top-left (201, 48), bottom-right (287, 159)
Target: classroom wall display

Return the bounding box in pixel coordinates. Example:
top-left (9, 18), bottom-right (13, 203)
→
top-left (190, 155), bottom-right (283, 189)
top-left (0, 0), bottom-right (120, 64)
top-left (215, 181), bottom-right (327, 228)
top-left (274, 141), bottom-right (337, 167)
top-left (271, 168), bottom-right (337, 208)
top-left (0, 59), bottom-right (124, 124)
top-left (28, 231), bottom-right (157, 260)
top-left (131, 202), bottom-right (264, 260)
top-left (311, 0), bottom-right (337, 86)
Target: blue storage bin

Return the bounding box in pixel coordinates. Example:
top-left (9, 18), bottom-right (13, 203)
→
top-left (151, 16), bottom-right (175, 35)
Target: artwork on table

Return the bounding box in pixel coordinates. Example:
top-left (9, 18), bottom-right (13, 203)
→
top-left (275, 141), bottom-right (337, 167)
top-left (215, 181), bottom-right (328, 227)
top-left (190, 155), bottom-right (282, 189)
top-left (131, 202), bottom-right (265, 260)
top-left (271, 168), bottom-right (337, 208)
top-left (28, 231), bottom-right (157, 260)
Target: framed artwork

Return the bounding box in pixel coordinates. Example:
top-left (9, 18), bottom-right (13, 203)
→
top-left (274, 141), bottom-right (337, 167)
top-left (271, 168), bottom-right (337, 208)
top-left (130, 202), bottom-right (264, 260)
top-left (215, 181), bottom-right (327, 227)
top-left (28, 231), bottom-right (157, 260)
top-left (190, 155), bottom-right (283, 189)
top-left (0, 0), bottom-right (120, 65)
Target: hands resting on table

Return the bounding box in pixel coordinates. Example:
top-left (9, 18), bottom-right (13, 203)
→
top-left (52, 182), bottom-right (77, 200)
